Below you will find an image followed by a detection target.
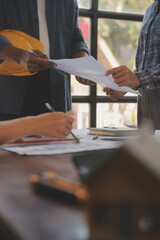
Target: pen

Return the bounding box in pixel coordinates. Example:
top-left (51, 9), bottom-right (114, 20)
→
top-left (45, 102), bottom-right (80, 143)
top-left (28, 50), bottom-right (65, 76)
top-left (28, 49), bottom-right (42, 58)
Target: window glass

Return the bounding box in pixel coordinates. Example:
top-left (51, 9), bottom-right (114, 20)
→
top-left (77, 0), bottom-right (91, 9)
top-left (71, 17), bottom-right (90, 96)
top-left (71, 75), bottom-right (89, 96)
top-left (97, 19), bottom-right (142, 96)
top-left (72, 103), bottom-right (90, 129)
top-left (98, 0), bottom-right (152, 14)
top-left (97, 103), bottom-right (137, 127)
top-left (78, 17), bottom-right (91, 49)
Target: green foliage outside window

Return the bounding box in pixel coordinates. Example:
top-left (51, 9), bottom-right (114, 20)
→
top-left (98, 0), bottom-right (152, 13)
top-left (78, 0), bottom-right (152, 13)
top-left (78, 0), bottom-right (152, 69)
top-left (97, 0), bottom-right (152, 70)
top-left (98, 19), bottom-right (140, 70)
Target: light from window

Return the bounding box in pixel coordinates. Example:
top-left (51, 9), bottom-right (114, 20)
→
top-left (97, 103), bottom-right (137, 127)
top-left (98, 0), bottom-right (153, 14)
top-left (72, 103), bottom-right (90, 129)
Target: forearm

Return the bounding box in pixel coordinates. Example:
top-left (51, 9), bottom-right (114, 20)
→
top-left (0, 35), bottom-right (11, 52)
top-left (72, 50), bottom-right (88, 58)
top-left (0, 117), bottom-right (37, 145)
top-left (135, 64), bottom-right (160, 89)
top-left (0, 113), bottom-right (74, 145)
top-left (71, 2), bottom-right (89, 56)
top-left (0, 43), bottom-right (26, 64)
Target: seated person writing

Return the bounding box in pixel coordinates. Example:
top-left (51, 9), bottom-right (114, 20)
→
top-left (0, 112), bottom-right (74, 145)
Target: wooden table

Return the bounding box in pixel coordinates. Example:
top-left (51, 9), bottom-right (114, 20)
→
top-left (0, 149), bottom-right (89, 240)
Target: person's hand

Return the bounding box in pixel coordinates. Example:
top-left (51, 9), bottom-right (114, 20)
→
top-left (35, 112), bottom-right (74, 139)
top-left (20, 49), bottom-right (56, 73)
top-left (72, 51), bottom-right (96, 86)
top-left (66, 110), bottom-right (76, 119)
top-left (75, 76), bottom-right (96, 86)
top-left (0, 44), bottom-right (56, 73)
top-left (105, 65), bottom-right (140, 88)
top-left (103, 87), bottom-right (126, 100)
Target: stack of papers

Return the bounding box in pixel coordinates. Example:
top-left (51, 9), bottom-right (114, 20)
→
top-left (51, 56), bottom-right (139, 95)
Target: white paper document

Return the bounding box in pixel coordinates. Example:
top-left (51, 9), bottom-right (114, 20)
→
top-left (1, 130), bottom-right (123, 156)
top-left (51, 56), bottom-right (139, 95)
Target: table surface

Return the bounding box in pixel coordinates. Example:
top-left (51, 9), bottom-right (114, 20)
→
top-left (0, 149), bottom-right (89, 240)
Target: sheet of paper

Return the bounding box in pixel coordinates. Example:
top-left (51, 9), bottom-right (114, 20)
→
top-left (1, 129), bottom-right (123, 156)
top-left (51, 56), bottom-right (139, 95)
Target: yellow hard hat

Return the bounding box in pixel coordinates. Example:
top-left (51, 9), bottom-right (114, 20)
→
top-left (0, 29), bottom-right (44, 76)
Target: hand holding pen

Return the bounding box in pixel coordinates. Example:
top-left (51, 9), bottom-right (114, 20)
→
top-left (26, 49), bottom-right (56, 73)
top-left (45, 103), bottom-right (80, 143)
top-left (28, 49), bottom-right (65, 76)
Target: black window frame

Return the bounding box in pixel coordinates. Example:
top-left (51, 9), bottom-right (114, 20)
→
top-left (72, 0), bottom-right (144, 127)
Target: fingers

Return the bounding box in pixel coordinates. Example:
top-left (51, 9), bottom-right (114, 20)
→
top-left (105, 66), bottom-right (139, 88)
top-left (66, 110), bottom-right (76, 120)
top-left (27, 57), bottom-right (55, 73)
top-left (105, 66), bottom-right (122, 76)
top-left (58, 128), bottom-right (71, 139)
top-left (56, 115), bottom-right (74, 139)
top-left (53, 113), bottom-right (74, 138)
top-left (32, 49), bottom-right (48, 59)
top-left (112, 67), bottom-right (129, 86)
top-left (65, 114), bottom-right (74, 127)
top-left (26, 49), bottom-right (56, 73)
top-left (103, 87), bottom-right (113, 95)
top-left (103, 88), bottom-right (126, 100)
top-left (110, 92), bottom-right (125, 101)
top-left (105, 67), bottom-right (127, 88)
top-left (31, 50), bottom-right (57, 67)
top-left (76, 76), bottom-right (96, 86)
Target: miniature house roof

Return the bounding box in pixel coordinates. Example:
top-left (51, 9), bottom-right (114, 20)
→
top-left (81, 135), bottom-right (160, 187)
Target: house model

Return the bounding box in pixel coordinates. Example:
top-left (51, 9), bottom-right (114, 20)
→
top-left (79, 135), bottom-right (160, 240)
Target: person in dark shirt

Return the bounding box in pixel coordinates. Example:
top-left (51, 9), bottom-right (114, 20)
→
top-left (0, 0), bottom-right (90, 120)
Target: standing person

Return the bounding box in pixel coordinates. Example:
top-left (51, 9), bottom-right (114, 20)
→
top-left (103, 0), bottom-right (160, 129)
top-left (0, 0), bottom-right (89, 120)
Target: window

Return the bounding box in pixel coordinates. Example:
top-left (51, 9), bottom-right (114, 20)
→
top-left (98, 0), bottom-right (153, 14)
top-left (72, 0), bottom-right (151, 129)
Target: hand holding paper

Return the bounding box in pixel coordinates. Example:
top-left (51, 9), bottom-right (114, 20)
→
top-left (75, 76), bottom-right (96, 86)
top-left (105, 65), bottom-right (140, 89)
top-left (51, 56), bottom-right (139, 95)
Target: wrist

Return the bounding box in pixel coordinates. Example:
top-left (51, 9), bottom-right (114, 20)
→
top-left (134, 76), bottom-right (140, 89)
top-left (134, 71), bottom-right (153, 90)
top-left (13, 47), bottom-right (28, 65)
top-left (0, 44), bottom-right (26, 64)
top-left (72, 50), bottom-right (88, 58)
top-left (16, 116), bottom-right (38, 137)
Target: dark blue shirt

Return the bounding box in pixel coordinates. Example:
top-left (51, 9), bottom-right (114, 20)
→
top-left (0, 0), bottom-right (89, 114)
